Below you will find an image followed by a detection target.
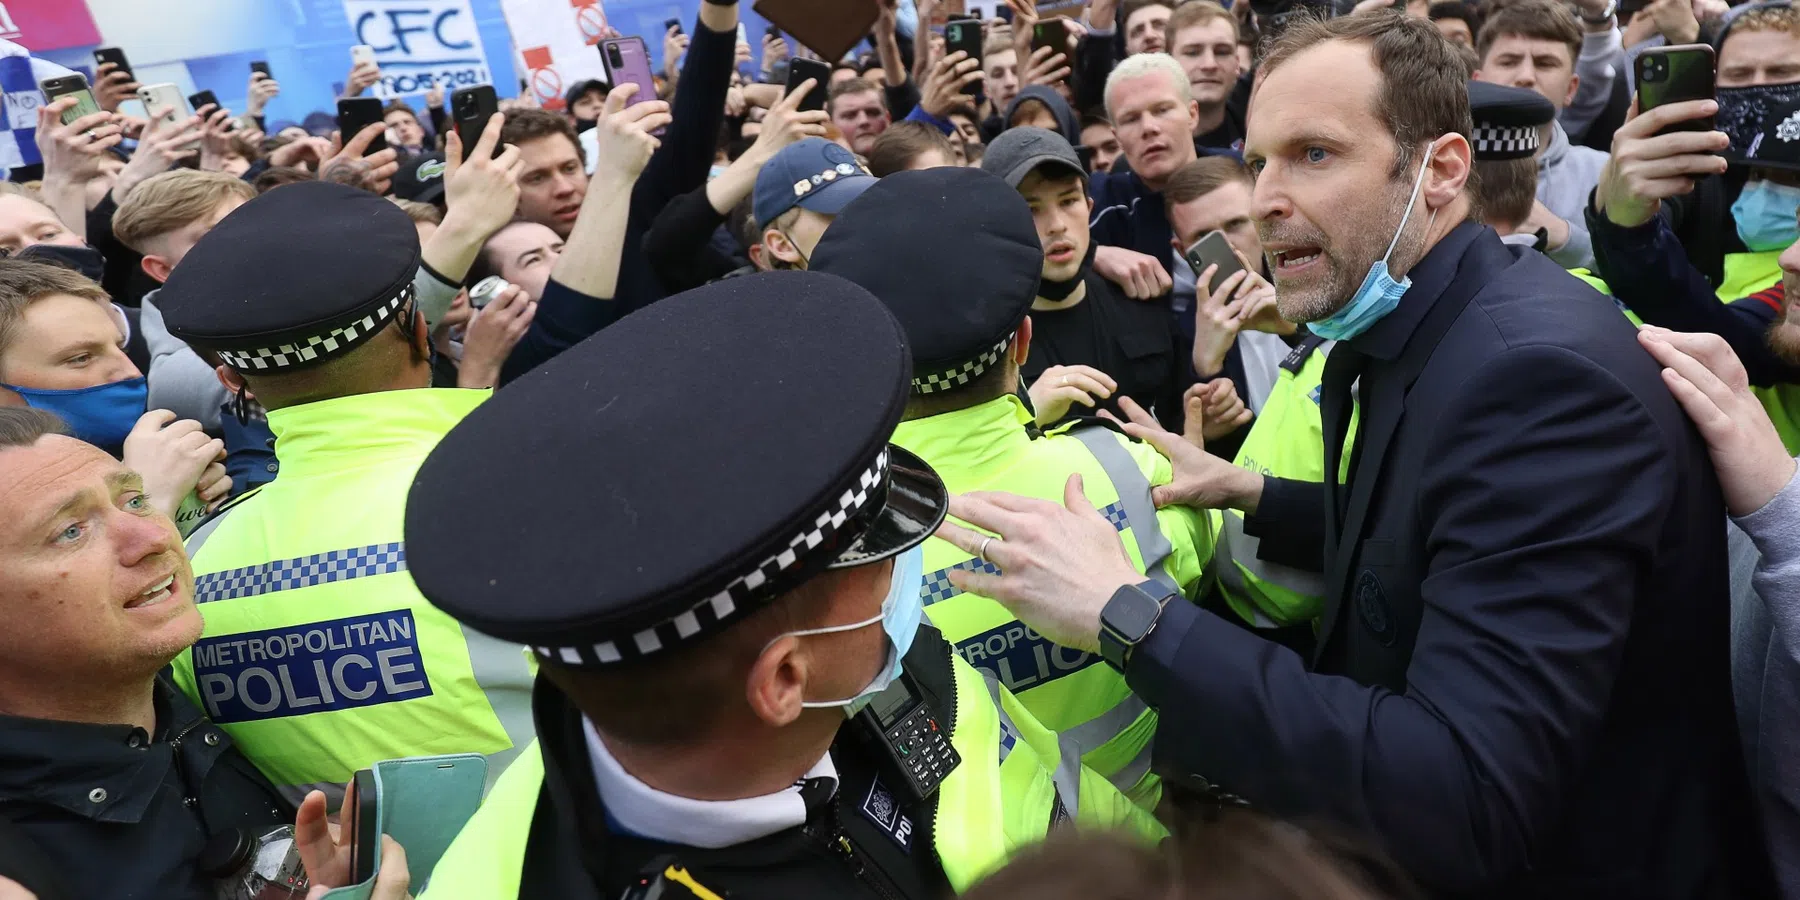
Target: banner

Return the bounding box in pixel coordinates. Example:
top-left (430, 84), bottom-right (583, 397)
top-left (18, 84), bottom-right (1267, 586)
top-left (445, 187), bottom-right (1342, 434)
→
top-left (499, 0), bottom-right (610, 111)
top-left (0, 0), bottom-right (102, 54)
top-left (344, 0), bottom-right (493, 99)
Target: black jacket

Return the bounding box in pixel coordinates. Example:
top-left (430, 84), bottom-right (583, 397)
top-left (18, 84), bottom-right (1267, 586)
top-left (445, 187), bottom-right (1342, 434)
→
top-left (1128, 224), bottom-right (1773, 899)
top-left (1020, 268), bottom-right (1194, 432)
top-left (0, 677), bottom-right (293, 900)
top-left (510, 626), bottom-right (976, 899)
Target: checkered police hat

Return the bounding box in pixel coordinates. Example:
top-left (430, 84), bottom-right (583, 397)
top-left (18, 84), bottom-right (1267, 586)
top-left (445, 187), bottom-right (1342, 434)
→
top-left (811, 168), bottom-right (1043, 397)
top-left (1467, 80), bottom-right (1554, 162)
top-left (404, 271), bottom-right (949, 669)
top-left (157, 181), bottom-right (424, 372)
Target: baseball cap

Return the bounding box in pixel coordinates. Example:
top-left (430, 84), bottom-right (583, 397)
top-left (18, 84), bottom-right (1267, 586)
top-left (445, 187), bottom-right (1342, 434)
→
top-left (752, 138), bottom-right (878, 229)
top-left (981, 126), bottom-right (1087, 188)
top-left (390, 152), bottom-right (448, 204)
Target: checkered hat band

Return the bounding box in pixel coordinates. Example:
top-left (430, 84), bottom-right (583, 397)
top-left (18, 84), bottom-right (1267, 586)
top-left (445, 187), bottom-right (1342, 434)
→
top-left (536, 447), bottom-right (893, 667)
top-left (217, 285), bottom-right (414, 371)
top-left (1471, 124), bottom-right (1538, 160)
top-left (913, 333), bottom-right (1015, 395)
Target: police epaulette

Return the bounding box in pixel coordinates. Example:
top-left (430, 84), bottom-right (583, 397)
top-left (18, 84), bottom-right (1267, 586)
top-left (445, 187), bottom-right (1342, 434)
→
top-left (1279, 332), bottom-right (1329, 375)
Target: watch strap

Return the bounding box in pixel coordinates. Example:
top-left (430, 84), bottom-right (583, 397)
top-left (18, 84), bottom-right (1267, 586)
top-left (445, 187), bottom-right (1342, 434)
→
top-left (1099, 580), bottom-right (1177, 673)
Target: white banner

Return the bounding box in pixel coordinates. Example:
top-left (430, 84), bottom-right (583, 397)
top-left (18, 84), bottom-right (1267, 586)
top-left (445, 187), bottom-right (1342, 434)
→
top-left (498, 0), bottom-right (610, 111)
top-left (343, 0), bottom-right (493, 99)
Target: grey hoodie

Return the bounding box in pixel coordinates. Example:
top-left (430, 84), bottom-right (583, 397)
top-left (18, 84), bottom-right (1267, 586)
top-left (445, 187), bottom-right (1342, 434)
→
top-left (1536, 119), bottom-right (1608, 271)
top-left (1729, 462), bottom-right (1800, 899)
top-left (1004, 86), bottom-right (1081, 146)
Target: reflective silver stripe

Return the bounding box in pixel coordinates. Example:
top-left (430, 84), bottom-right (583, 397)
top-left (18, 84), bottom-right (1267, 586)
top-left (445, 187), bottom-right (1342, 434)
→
top-left (1109, 741), bottom-right (1154, 796)
top-left (182, 501), bottom-right (244, 557)
top-left (1070, 427), bottom-right (1178, 592)
top-left (459, 625), bottom-right (538, 790)
top-left (1061, 693), bottom-right (1148, 755)
top-left (982, 672), bottom-right (1083, 821)
top-left (1215, 510), bottom-right (1322, 628)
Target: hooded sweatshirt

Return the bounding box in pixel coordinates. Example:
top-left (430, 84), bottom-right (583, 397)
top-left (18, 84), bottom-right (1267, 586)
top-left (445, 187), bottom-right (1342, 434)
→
top-left (1004, 86), bottom-right (1081, 145)
top-left (1537, 119), bottom-right (1608, 270)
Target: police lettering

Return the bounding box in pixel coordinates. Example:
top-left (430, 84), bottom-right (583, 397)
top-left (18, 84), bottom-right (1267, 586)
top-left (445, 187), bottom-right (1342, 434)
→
top-left (191, 610), bottom-right (434, 723)
top-left (955, 621), bottom-right (1099, 690)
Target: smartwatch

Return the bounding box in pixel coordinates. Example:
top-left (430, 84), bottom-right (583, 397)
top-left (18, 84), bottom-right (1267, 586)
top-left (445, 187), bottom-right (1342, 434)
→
top-left (1098, 579), bottom-right (1179, 673)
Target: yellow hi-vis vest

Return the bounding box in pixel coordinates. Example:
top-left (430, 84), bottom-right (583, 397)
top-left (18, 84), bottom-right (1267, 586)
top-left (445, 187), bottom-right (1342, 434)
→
top-left (171, 389), bottom-right (536, 805)
top-left (1207, 335), bottom-right (1348, 629)
top-left (891, 395), bottom-right (1214, 809)
top-left (417, 652), bottom-right (1166, 900)
top-left (1714, 252), bottom-right (1800, 456)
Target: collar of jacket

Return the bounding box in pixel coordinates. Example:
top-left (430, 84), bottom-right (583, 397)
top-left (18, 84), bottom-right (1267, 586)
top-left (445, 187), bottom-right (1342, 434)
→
top-left (264, 388), bottom-right (488, 479)
top-left (0, 677), bottom-right (212, 823)
top-left (893, 394), bottom-right (1036, 476)
top-left (1346, 221), bottom-right (1489, 362)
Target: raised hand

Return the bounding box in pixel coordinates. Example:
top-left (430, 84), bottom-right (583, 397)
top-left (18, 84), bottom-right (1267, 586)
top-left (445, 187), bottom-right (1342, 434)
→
top-left (590, 83), bottom-right (673, 185)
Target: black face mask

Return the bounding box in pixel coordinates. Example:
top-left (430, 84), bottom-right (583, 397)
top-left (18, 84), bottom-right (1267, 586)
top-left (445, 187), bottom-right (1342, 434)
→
top-left (574, 118), bottom-right (598, 134)
top-left (1718, 81), bottom-right (1800, 156)
top-left (14, 242), bottom-right (107, 282)
top-left (1035, 242), bottom-right (1096, 302)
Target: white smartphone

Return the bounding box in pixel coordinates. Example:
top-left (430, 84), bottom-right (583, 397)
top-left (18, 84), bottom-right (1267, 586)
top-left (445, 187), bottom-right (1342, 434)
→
top-left (351, 44), bottom-right (377, 66)
top-left (136, 82), bottom-right (201, 150)
top-left (1182, 230), bottom-right (1248, 295)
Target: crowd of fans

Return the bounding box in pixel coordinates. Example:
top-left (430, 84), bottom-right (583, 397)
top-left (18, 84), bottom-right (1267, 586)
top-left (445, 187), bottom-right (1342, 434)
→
top-left (0, 0), bottom-right (1797, 896)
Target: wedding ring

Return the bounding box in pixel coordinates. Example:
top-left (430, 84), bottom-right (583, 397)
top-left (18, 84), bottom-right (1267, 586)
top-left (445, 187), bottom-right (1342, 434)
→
top-left (978, 536), bottom-right (995, 564)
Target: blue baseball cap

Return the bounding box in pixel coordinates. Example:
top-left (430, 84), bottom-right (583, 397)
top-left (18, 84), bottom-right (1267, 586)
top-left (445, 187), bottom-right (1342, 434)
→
top-left (752, 138), bottom-right (878, 229)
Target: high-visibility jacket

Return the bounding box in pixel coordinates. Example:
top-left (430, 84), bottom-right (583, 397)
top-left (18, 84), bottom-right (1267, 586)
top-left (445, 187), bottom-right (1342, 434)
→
top-left (1207, 335), bottom-right (1343, 629)
top-left (418, 635), bottom-right (1165, 900)
top-left (170, 389), bottom-right (536, 804)
top-left (1714, 252), bottom-right (1800, 456)
top-left (892, 394), bottom-right (1214, 808)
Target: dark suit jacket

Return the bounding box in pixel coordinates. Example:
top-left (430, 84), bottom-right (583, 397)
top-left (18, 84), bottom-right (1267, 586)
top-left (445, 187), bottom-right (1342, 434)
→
top-left (1127, 224), bottom-right (1772, 899)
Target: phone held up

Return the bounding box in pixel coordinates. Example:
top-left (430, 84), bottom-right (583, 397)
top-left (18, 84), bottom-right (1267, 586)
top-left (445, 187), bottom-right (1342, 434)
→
top-left (251, 60), bottom-right (273, 79)
top-left (1634, 43), bottom-right (1716, 135)
top-left (346, 769), bottom-right (380, 886)
top-left (1183, 230), bottom-right (1247, 295)
top-left (786, 57), bottom-right (832, 113)
top-left (600, 36), bottom-right (665, 135)
top-left (93, 47), bottom-right (132, 81)
top-left (336, 97), bottom-right (388, 155)
top-left (39, 75), bottom-right (101, 126)
top-left (451, 85), bottom-right (501, 162)
top-left (1031, 19), bottom-right (1070, 58)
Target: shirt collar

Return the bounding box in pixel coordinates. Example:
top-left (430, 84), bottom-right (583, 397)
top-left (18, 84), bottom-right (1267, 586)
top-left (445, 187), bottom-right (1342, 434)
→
top-left (265, 388), bottom-right (487, 478)
top-left (0, 679), bottom-right (200, 824)
top-left (1347, 221), bottom-right (1485, 361)
top-left (583, 716), bottom-right (837, 849)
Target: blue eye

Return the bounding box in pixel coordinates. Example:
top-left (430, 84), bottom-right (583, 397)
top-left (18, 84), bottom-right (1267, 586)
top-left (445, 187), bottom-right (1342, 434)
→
top-left (56, 523), bottom-right (84, 544)
top-left (1305, 147), bottom-right (1329, 164)
top-left (125, 493), bottom-right (148, 512)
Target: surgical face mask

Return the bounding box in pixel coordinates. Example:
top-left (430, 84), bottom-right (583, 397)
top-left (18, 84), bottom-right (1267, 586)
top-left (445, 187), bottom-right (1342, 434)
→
top-left (1309, 150), bottom-right (1439, 342)
top-left (1732, 179), bottom-right (1800, 252)
top-left (2, 376), bottom-right (147, 450)
top-left (772, 546), bottom-right (925, 716)
top-left (776, 227), bottom-right (811, 270)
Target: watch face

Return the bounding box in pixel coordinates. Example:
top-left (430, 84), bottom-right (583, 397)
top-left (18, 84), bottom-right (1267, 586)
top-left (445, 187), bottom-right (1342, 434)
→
top-left (1108, 586), bottom-right (1163, 640)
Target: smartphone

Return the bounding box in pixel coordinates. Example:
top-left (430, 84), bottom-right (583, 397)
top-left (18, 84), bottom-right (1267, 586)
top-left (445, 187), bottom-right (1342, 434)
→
top-left (336, 96), bottom-right (388, 154)
top-left (600, 37), bottom-right (662, 133)
top-left (351, 44), bottom-right (377, 67)
top-left (766, 24), bottom-right (782, 41)
top-left (996, 4), bottom-right (1015, 22)
top-left (346, 769), bottom-right (380, 886)
top-left (945, 19), bottom-right (984, 65)
top-left (93, 47), bottom-right (132, 81)
top-left (250, 60), bottom-right (272, 79)
top-left (40, 75), bottom-right (100, 126)
top-left (665, 17), bottom-right (683, 34)
top-left (1634, 44), bottom-right (1715, 135)
top-left (137, 83), bottom-right (189, 122)
top-left (187, 89), bottom-right (220, 113)
top-left (1183, 230), bottom-right (1247, 294)
top-left (786, 57), bottom-right (832, 113)
top-left (451, 85), bottom-right (500, 162)
top-left (1031, 19), bottom-right (1070, 57)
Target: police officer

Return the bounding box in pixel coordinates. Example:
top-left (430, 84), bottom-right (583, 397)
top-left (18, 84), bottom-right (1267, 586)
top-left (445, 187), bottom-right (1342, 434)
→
top-left (805, 166), bottom-right (1213, 808)
top-left (405, 272), bottom-right (1162, 899)
top-left (154, 181), bottom-right (534, 804)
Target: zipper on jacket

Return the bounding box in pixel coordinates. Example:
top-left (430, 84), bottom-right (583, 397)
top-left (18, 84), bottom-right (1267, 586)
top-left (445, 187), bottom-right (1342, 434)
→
top-left (821, 797), bottom-right (909, 900)
top-left (167, 718), bottom-right (206, 808)
top-left (927, 651), bottom-right (959, 878)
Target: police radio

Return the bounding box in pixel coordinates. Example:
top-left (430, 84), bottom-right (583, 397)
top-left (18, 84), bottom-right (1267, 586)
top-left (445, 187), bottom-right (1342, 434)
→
top-left (849, 672), bottom-right (960, 804)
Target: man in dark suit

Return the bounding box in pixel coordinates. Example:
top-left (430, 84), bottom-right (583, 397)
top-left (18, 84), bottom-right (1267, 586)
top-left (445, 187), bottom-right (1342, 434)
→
top-left (931, 12), bottom-right (1773, 900)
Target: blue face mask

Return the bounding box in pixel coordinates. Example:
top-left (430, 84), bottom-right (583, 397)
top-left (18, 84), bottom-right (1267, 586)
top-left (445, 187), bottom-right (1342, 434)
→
top-left (1732, 179), bottom-right (1800, 252)
top-left (1309, 152), bottom-right (1438, 342)
top-left (2, 376), bottom-right (147, 450)
top-left (776, 545), bottom-right (926, 716)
